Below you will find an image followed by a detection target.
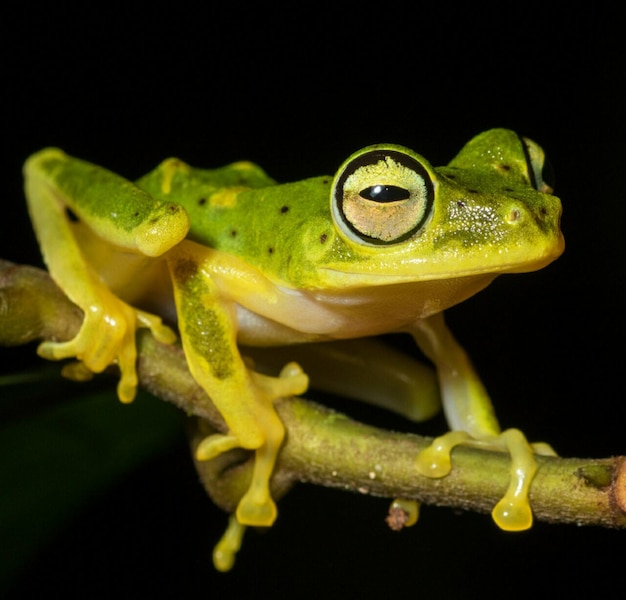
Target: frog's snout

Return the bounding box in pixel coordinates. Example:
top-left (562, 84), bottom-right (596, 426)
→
top-left (505, 194), bottom-right (563, 237)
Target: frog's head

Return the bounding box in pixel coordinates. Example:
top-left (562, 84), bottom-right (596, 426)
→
top-left (322, 128), bottom-right (564, 286)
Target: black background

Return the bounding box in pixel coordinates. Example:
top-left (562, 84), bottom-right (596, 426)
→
top-left (2, 3), bottom-right (624, 597)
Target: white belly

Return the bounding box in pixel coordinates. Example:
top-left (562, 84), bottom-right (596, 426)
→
top-left (235, 274), bottom-right (495, 346)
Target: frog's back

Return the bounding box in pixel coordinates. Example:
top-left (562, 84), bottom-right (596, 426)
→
top-left (136, 158), bottom-right (283, 245)
top-left (134, 158), bottom-right (335, 287)
top-left (136, 158), bottom-right (276, 201)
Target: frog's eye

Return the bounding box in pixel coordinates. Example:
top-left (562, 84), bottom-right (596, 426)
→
top-left (521, 136), bottom-right (555, 194)
top-left (332, 148), bottom-right (434, 245)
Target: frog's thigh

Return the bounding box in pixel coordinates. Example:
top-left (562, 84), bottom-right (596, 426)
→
top-left (246, 339), bottom-right (440, 422)
top-left (411, 313), bottom-right (539, 531)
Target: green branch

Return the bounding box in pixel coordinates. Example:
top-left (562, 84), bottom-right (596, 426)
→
top-left (1, 259), bottom-right (625, 529)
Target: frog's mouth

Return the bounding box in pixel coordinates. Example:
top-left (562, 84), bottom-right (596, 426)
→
top-left (318, 230), bottom-right (565, 287)
top-left (496, 230), bottom-right (565, 275)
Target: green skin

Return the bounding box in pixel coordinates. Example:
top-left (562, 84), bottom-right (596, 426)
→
top-left (23, 129), bottom-right (564, 571)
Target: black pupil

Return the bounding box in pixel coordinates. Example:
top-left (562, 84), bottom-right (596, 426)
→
top-left (360, 184), bottom-right (410, 203)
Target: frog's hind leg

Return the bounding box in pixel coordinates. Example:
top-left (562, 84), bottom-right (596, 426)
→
top-left (416, 427), bottom-right (546, 530)
top-left (411, 312), bottom-right (553, 531)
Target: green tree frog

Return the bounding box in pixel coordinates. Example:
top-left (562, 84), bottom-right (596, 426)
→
top-left (23, 129), bottom-right (564, 570)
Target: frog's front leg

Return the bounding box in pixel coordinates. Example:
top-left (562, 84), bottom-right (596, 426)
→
top-left (23, 149), bottom-right (187, 402)
top-left (167, 242), bottom-right (308, 527)
top-left (410, 312), bottom-right (555, 531)
top-left (38, 279), bottom-right (176, 403)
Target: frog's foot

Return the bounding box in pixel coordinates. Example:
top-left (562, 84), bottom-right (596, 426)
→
top-left (135, 308), bottom-right (178, 345)
top-left (37, 287), bottom-right (176, 403)
top-left (489, 429), bottom-right (538, 531)
top-left (196, 431), bottom-right (282, 527)
top-left (415, 428), bottom-right (545, 531)
top-left (250, 361), bottom-right (309, 402)
top-left (196, 362), bottom-right (308, 528)
top-left (414, 430), bottom-right (473, 477)
top-left (196, 433), bottom-right (241, 460)
top-left (213, 515), bottom-right (247, 572)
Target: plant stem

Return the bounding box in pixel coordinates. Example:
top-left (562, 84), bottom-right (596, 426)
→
top-left (2, 260), bottom-right (625, 529)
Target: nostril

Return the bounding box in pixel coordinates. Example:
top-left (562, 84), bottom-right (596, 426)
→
top-left (506, 208), bottom-right (522, 224)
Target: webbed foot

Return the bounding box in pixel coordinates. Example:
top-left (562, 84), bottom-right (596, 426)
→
top-left (415, 431), bottom-right (472, 477)
top-left (415, 428), bottom-right (552, 531)
top-left (490, 429), bottom-right (537, 531)
top-left (195, 362), bottom-right (308, 528)
top-left (38, 286), bottom-right (176, 403)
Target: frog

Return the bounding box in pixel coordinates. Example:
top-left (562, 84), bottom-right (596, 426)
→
top-left (23, 128), bottom-right (564, 571)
